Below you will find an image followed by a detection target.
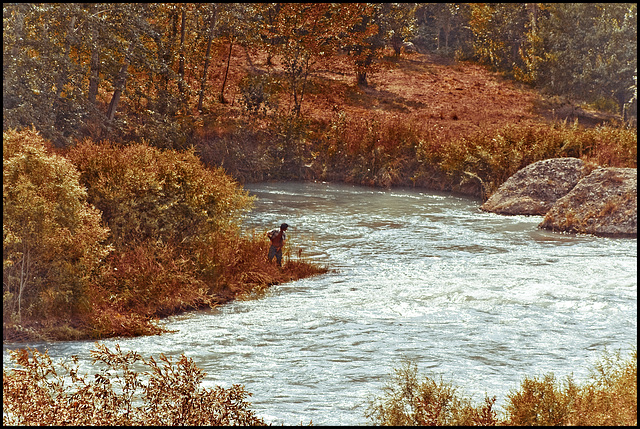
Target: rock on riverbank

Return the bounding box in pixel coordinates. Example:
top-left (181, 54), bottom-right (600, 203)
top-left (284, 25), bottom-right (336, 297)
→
top-left (480, 158), bottom-right (589, 215)
top-left (481, 158), bottom-right (637, 237)
top-left (539, 167), bottom-right (637, 237)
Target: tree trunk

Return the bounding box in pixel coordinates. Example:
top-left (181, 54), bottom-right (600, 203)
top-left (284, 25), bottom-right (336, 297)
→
top-left (391, 33), bottom-right (402, 57)
top-left (151, 32), bottom-right (170, 115)
top-left (4, 5), bottom-right (24, 110)
top-left (198, 6), bottom-right (217, 111)
top-left (56, 16), bottom-right (76, 98)
top-left (357, 72), bottom-right (368, 86)
top-left (294, 55), bottom-right (312, 117)
top-left (106, 45), bottom-right (132, 122)
top-left (17, 246), bottom-right (30, 324)
top-left (88, 27), bottom-right (100, 104)
top-left (219, 37), bottom-right (234, 104)
top-left (178, 7), bottom-right (187, 97)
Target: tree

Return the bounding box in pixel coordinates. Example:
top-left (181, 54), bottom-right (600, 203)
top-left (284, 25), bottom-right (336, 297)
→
top-left (197, 4), bottom-right (218, 111)
top-left (3, 128), bottom-right (111, 325)
top-left (215, 4), bottom-right (250, 104)
top-left (468, 3), bottom-right (530, 72)
top-left (259, 3), bottom-right (368, 115)
top-left (378, 3), bottom-right (418, 58)
top-left (342, 4), bottom-right (386, 86)
top-left (3, 4), bottom-right (87, 146)
top-left (3, 4), bottom-right (162, 145)
top-left (414, 3), bottom-right (474, 55)
top-left (535, 3), bottom-right (637, 116)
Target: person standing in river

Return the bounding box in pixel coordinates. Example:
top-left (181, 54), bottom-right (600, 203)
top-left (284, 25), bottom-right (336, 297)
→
top-left (267, 223), bottom-right (288, 267)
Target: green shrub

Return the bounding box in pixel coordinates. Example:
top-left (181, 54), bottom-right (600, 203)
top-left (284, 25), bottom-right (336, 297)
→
top-left (2, 344), bottom-right (265, 426)
top-left (65, 140), bottom-right (254, 249)
top-left (3, 128), bottom-right (111, 327)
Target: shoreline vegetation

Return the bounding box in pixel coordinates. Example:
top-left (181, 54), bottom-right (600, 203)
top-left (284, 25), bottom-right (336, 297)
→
top-left (3, 3), bottom-right (636, 344)
top-left (3, 3), bottom-right (636, 426)
top-left (3, 129), bottom-right (328, 343)
top-left (3, 345), bottom-right (636, 426)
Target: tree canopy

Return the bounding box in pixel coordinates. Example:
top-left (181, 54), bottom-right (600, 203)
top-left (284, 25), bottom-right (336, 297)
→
top-left (3, 3), bottom-right (637, 148)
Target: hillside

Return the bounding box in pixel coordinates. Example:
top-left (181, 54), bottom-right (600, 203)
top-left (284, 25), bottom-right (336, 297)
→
top-left (186, 45), bottom-right (632, 196)
top-left (208, 46), bottom-right (619, 141)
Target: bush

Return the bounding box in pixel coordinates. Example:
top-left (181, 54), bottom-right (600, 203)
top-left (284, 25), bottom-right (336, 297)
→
top-left (65, 140), bottom-right (254, 249)
top-left (425, 122), bottom-right (637, 198)
top-left (365, 359), bottom-right (499, 426)
top-left (87, 239), bottom-right (212, 338)
top-left (63, 140), bottom-right (258, 335)
top-left (505, 349), bottom-right (638, 426)
top-left (3, 128), bottom-right (111, 328)
top-left (504, 373), bottom-right (577, 425)
top-left (2, 344), bottom-right (265, 426)
top-left (368, 349), bottom-right (637, 426)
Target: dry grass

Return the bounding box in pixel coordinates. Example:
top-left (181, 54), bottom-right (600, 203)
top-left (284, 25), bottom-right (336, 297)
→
top-left (190, 49), bottom-right (635, 199)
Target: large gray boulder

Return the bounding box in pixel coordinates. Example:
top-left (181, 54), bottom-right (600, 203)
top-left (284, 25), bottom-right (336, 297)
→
top-left (539, 168), bottom-right (637, 237)
top-left (481, 158), bottom-right (588, 215)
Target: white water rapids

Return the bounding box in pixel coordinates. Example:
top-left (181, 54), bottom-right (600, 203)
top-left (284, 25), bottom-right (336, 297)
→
top-left (4, 181), bottom-right (637, 425)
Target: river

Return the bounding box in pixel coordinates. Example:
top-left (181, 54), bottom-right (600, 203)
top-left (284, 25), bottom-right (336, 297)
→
top-left (3, 181), bottom-right (637, 425)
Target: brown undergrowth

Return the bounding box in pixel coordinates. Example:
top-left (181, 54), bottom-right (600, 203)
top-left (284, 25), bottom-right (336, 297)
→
top-left (3, 343), bottom-right (266, 426)
top-left (3, 234), bottom-right (327, 343)
top-left (3, 133), bottom-right (327, 343)
top-left (366, 349), bottom-right (637, 426)
top-left (190, 49), bottom-right (636, 198)
top-left (4, 346), bottom-right (634, 426)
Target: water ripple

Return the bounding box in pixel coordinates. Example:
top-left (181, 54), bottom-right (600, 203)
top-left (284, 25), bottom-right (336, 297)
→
top-left (4, 182), bottom-right (636, 426)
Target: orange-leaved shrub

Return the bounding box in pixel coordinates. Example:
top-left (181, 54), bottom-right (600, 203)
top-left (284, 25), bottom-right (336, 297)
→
top-left (64, 140), bottom-right (255, 334)
top-left (2, 344), bottom-right (265, 426)
top-left (3, 128), bottom-right (112, 334)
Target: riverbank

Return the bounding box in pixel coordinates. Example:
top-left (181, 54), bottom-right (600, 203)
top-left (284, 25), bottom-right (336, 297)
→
top-left (3, 130), bottom-right (328, 344)
top-left (4, 181), bottom-right (636, 425)
top-left (3, 240), bottom-right (327, 344)
top-left (190, 50), bottom-right (636, 199)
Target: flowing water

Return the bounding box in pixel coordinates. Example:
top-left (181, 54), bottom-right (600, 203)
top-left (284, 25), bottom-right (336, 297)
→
top-left (4, 181), bottom-right (637, 425)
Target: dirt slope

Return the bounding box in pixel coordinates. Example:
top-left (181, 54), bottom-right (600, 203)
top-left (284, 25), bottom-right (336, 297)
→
top-left (207, 46), bottom-right (619, 141)
top-left (306, 52), bottom-right (542, 140)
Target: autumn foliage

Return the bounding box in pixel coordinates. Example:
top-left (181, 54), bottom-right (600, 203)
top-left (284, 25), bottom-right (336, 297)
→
top-left (3, 130), bottom-right (326, 341)
top-left (366, 349), bottom-right (637, 426)
top-left (3, 128), bottom-right (111, 336)
top-left (4, 345), bottom-right (634, 426)
top-left (3, 343), bottom-right (265, 426)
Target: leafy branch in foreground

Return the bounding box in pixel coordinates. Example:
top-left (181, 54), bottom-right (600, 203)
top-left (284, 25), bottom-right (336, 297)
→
top-left (366, 348), bottom-right (637, 426)
top-left (2, 343), bottom-right (265, 426)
